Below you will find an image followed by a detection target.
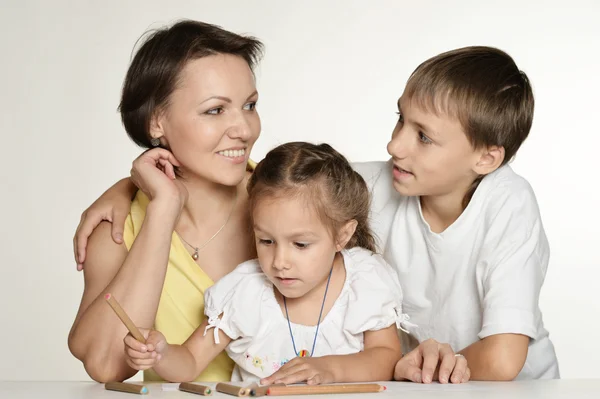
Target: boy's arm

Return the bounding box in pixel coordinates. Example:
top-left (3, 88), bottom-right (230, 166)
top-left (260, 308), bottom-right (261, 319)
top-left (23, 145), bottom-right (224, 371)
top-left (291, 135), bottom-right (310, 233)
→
top-left (261, 325), bottom-right (401, 385)
top-left (463, 185), bottom-right (549, 381)
top-left (154, 319), bottom-right (231, 382)
top-left (459, 334), bottom-right (528, 381)
top-left (74, 178), bottom-right (137, 269)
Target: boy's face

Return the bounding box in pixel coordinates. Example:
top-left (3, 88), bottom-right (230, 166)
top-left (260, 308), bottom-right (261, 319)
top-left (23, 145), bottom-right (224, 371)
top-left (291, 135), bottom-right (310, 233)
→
top-left (386, 96), bottom-right (481, 199)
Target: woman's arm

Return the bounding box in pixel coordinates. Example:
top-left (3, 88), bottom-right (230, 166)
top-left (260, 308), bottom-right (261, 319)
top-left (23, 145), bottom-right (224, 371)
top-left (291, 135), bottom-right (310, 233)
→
top-left (261, 325), bottom-right (402, 385)
top-left (74, 178), bottom-right (137, 270)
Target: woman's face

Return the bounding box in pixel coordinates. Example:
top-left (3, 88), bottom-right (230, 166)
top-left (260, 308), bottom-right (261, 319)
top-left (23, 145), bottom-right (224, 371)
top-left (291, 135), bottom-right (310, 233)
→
top-left (154, 54), bottom-right (261, 186)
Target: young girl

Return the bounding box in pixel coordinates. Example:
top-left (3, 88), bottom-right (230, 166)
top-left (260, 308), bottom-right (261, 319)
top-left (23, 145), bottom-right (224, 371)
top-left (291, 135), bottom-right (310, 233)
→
top-left (123, 142), bottom-right (409, 384)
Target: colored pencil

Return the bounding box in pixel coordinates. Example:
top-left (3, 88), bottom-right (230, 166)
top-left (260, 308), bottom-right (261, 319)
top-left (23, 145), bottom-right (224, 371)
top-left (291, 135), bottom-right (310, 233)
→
top-left (179, 382), bottom-right (213, 396)
top-left (105, 382), bottom-right (149, 395)
top-left (216, 382), bottom-right (250, 396)
top-left (105, 293), bottom-right (146, 343)
top-left (250, 383), bottom-right (286, 397)
top-left (266, 383), bottom-right (385, 396)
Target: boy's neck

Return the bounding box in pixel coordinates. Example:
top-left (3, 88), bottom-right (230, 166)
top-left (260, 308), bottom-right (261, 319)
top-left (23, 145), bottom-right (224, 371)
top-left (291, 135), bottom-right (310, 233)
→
top-left (419, 189), bottom-right (468, 234)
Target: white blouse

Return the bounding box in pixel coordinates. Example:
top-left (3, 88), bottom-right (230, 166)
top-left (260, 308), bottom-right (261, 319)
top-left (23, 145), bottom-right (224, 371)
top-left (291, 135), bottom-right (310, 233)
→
top-left (203, 247), bottom-right (411, 382)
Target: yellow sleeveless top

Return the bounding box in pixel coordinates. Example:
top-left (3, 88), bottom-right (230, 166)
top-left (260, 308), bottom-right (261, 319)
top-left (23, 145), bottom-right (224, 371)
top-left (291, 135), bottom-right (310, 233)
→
top-left (123, 192), bottom-right (234, 382)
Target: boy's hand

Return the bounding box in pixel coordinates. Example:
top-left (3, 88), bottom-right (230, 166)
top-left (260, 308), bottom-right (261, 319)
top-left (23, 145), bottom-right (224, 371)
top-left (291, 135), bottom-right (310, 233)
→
top-left (260, 357), bottom-right (334, 386)
top-left (394, 339), bottom-right (470, 384)
top-left (123, 328), bottom-right (168, 371)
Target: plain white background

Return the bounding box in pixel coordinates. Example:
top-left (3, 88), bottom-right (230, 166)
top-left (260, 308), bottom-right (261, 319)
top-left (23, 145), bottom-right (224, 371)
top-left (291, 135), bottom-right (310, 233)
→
top-left (1, 0), bottom-right (598, 381)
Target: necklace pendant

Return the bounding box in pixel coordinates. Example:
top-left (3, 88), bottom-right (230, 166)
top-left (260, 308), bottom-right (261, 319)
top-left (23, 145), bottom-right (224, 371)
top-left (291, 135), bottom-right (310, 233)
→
top-left (298, 350), bottom-right (310, 358)
top-left (192, 248), bottom-right (199, 260)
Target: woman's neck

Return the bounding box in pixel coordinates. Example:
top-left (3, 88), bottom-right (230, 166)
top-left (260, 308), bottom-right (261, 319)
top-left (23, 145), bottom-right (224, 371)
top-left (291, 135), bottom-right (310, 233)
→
top-left (178, 174), bottom-right (240, 231)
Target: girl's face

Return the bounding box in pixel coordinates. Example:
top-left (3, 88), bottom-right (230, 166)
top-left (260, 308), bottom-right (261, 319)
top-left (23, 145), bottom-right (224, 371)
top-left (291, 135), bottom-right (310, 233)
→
top-left (252, 194), bottom-right (340, 299)
top-left (153, 54), bottom-right (261, 187)
top-left (386, 95), bottom-right (482, 200)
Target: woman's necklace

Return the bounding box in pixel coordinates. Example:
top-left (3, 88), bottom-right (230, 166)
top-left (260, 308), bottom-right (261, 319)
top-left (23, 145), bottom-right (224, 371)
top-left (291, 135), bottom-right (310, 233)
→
top-left (177, 191), bottom-right (238, 260)
top-left (283, 266), bottom-right (334, 358)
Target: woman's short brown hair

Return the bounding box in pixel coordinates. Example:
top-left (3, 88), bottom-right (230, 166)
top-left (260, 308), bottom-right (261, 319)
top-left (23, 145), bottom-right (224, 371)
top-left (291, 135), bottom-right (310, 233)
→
top-left (119, 20), bottom-right (264, 148)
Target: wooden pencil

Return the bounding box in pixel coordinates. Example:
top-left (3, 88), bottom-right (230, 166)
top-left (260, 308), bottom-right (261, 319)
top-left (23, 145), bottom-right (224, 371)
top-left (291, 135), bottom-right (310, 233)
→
top-left (179, 382), bottom-right (213, 396)
top-left (105, 293), bottom-right (146, 343)
top-left (105, 381), bottom-right (149, 395)
top-left (266, 383), bottom-right (385, 396)
top-left (216, 382), bottom-right (250, 397)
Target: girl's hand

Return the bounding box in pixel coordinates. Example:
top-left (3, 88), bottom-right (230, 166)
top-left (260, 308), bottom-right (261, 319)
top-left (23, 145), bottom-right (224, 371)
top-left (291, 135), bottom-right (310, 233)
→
top-left (123, 328), bottom-right (168, 371)
top-left (394, 339), bottom-right (470, 384)
top-left (260, 357), bottom-right (335, 386)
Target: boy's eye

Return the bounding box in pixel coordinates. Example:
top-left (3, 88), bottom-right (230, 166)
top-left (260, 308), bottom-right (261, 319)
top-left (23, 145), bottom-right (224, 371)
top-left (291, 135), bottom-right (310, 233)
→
top-left (419, 132), bottom-right (433, 145)
top-left (258, 239), bottom-right (273, 245)
top-left (206, 107), bottom-right (224, 115)
top-left (243, 101), bottom-right (257, 111)
top-left (294, 242), bottom-right (309, 249)
top-left (396, 111), bottom-right (404, 123)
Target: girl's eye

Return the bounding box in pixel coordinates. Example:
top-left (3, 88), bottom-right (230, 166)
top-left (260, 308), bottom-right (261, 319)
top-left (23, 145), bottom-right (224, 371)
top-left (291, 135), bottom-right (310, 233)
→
top-left (258, 239), bottom-right (273, 245)
top-left (396, 111), bottom-right (404, 123)
top-left (419, 132), bottom-right (433, 145)
top-left (206, 107), bottom-right (224, 115)
top-left (294, 242), bottom-right (309, 249)
top-left (243, 102), bottom-right (257, 111)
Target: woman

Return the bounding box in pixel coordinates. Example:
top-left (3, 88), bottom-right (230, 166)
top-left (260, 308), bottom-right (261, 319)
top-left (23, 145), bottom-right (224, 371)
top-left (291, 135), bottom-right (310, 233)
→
top-left (68, 20), bottom-right (263, 383)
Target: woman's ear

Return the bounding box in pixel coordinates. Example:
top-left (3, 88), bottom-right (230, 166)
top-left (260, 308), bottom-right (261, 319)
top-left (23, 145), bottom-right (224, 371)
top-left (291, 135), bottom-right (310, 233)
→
top-left (149, 109), bottom-right (166, 144)
top-left (335, 219), bottom-right (358, 251)
top-left (473, 145), bottom-right (505, 176)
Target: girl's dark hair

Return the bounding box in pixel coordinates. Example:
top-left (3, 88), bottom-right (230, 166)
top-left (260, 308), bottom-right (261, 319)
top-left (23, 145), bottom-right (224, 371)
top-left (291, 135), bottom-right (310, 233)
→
top-left (247, 142), bottom-right (376, 252)
top-left (119, 20), bottom-right (264, 147)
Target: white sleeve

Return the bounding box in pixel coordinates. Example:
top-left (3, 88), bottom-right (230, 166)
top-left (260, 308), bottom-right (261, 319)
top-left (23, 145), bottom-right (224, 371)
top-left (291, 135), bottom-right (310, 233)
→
top-left (478, 185), bottom-right (549, 340)
top-left (203, 260), bottom-right (264, 344)
top-left (343, 249), bottom-right (412, 334)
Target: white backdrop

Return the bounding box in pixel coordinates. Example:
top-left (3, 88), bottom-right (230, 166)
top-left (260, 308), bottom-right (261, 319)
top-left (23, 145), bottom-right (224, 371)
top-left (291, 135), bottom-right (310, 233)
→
top-left (1, 0), bottom-right (598, 381)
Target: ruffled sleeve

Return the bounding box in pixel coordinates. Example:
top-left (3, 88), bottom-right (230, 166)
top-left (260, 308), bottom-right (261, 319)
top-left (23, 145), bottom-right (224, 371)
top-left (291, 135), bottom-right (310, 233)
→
top-left (203, 260), bottom-right (266, 344)
top-left (342, 248), bottom-right (416, 335)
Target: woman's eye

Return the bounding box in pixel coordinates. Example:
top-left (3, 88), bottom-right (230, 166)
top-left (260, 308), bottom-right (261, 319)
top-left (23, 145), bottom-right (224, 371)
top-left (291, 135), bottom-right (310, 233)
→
top-left (396, 111), bottom-right (404, 123)
top-left (419, 132), bottom-right (433, 145)
top-left (243, 102), bottom-right (257, 111)
top-left (206, 107), bottom-right (224, 115)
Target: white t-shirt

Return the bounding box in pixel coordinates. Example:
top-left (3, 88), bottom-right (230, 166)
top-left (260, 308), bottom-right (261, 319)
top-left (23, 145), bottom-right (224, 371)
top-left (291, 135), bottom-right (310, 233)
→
top-left (203, 247), bottom-right (410, 382)
top-left (353, 160), bottom-right (559, 380)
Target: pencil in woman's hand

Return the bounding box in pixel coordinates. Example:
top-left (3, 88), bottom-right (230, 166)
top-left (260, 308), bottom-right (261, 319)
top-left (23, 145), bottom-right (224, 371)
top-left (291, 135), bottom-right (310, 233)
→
top-left (105, 293), bottom-right (146, 343)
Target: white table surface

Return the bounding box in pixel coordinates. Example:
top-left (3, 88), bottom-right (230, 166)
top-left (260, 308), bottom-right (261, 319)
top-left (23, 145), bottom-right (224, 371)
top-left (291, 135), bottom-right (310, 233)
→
top-left (1, 380), bottom-right (598, 399)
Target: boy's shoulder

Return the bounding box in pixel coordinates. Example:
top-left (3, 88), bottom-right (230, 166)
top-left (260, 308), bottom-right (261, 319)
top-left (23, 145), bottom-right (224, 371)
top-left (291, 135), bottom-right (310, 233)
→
top-left (476, 165), bottom-right (543, 228)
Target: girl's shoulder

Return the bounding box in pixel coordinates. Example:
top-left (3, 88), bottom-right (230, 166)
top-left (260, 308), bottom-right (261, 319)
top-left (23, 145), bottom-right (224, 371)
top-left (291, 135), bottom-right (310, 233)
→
top-left (204, 259), bottom-right (270, 315)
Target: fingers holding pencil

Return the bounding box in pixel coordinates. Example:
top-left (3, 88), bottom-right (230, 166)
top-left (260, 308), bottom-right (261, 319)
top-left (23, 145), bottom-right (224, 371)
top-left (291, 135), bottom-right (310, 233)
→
top-left (124, 329), bottom-right (167, 370)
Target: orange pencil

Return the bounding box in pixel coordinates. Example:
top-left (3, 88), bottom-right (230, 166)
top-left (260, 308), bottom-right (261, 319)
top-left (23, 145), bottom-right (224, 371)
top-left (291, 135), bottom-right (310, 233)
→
top-left (105, 293), bottom-right (146, 343)
top-left (266, 383), bottom-right (385, 396)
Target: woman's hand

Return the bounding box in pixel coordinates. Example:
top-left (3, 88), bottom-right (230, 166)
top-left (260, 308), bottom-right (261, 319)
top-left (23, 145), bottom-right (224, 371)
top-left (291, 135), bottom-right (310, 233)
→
top-left (130, 148), bottom-right (185, 208)
top-left (394, 339), bottom-right (470, 384)
top-left (123, 328), bottom-right (168, 371)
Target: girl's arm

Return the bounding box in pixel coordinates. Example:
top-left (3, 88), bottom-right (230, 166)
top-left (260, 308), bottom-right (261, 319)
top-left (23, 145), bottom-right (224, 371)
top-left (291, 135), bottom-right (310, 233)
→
top-left (261, 325), bottom-right (401, 385)
top-left (154, 319), bottom-right (232, 382)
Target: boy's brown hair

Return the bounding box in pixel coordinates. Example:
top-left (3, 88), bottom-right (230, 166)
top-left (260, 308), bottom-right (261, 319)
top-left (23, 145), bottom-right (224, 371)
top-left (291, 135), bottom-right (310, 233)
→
top-left (404, 46), bottom-right (534, 204)
top-left (247, 142), bottom-right (377, 252)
